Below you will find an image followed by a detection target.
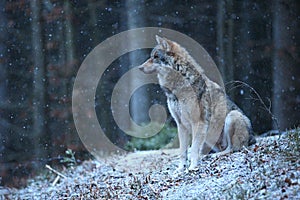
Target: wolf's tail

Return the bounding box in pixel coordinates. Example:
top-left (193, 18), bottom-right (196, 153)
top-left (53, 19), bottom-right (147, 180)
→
top-left (248, 133), bottom-right (256, 145)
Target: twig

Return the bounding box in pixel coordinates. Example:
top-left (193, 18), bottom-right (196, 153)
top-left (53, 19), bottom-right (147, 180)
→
top-left (226, 80), bottom-right (280, 131)
top-left (52, 176), bottom-right (60, 186)
top-left (45, 164), bottom-right (67, 179)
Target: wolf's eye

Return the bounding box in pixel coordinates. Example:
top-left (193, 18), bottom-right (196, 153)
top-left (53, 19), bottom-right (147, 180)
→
top-left (153, 53), bottom-right (159, 59)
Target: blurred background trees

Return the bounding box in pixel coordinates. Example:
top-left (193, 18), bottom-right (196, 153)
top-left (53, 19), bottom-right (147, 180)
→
top-left (0, 0), bottom-right (299, 187)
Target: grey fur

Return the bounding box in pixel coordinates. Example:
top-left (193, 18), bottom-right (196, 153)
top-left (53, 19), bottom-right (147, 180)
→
top-left (139, 36), bottom-right (256, 171)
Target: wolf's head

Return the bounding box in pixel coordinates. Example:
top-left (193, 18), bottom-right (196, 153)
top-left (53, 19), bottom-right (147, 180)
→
top-left (139, 35), bottom-right (201, 76)
top-left (139, 35), bottom-right (181, 74)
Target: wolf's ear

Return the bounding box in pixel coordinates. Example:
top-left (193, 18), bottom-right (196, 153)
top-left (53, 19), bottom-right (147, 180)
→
top-left (156, 35), bottom-right (170, 50)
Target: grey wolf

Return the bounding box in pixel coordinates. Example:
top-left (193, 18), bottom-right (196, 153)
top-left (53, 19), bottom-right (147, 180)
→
top-left (139, 36), bottom-right (256, 171)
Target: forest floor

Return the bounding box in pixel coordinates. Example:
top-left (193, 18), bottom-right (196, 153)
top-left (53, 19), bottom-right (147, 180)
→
top-left (2, 130), bottom-right (300, 199)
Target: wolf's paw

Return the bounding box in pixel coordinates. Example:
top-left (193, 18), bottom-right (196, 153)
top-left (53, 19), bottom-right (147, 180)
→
top-left (173, 163), bottom-right (186, 174)
top-left (210, 153), bottom-right (220, 159)
top-left (188, 164), bottom-right (199, 171)
top-left (173, 167), bottom-right (189, 178)
top-left (176, 164), bottom-right (186, 172)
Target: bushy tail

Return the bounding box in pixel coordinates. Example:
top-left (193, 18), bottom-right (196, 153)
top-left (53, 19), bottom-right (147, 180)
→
top-left (248, 133), bottom-right (256, 145)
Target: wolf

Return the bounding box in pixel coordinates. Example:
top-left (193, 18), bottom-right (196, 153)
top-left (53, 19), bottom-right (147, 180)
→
top-left (139, 36), bottom-right (256, 171)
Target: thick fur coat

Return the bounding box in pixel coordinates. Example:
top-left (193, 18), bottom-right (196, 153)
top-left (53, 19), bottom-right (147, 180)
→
top-left (139, 36), bottom-right (256, 170)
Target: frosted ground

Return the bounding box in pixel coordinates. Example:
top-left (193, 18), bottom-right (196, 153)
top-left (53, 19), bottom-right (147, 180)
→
top-left (3, 130), bottom-right (300, 199)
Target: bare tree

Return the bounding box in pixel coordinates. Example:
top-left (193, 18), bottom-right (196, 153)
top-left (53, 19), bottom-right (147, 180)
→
top-left (0, 0), bottom-right (8, 156)
top-left (216, 0), bottom-right (234, 88)
top-left (233, 1), bottom-right (253, 116)
top-left (30, 0), bottom-right (46, 158)
top-left (125, 0), bottom-right (150, 126)
top-left (272, 0), bottom-right (300, 130)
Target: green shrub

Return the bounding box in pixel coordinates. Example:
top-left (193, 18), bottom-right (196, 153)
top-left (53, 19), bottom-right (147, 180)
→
top-left (60, 149), bottom-right (77, 167)
top-left (124, 123), bottom-right (177, 151)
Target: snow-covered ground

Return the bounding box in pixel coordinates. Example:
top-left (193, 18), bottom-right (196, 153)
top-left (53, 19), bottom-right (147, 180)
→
top-left (2, 131), bottom-right (300, 199)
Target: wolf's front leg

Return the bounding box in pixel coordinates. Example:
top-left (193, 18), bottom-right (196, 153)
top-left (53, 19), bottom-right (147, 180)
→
top-left (177, 124), bottom-right (189, 171)
top-left (189, 122), bottom-right (207, 171)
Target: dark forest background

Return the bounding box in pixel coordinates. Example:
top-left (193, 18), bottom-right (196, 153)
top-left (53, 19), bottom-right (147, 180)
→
top-left (0, 0), bottom-right (299, 187)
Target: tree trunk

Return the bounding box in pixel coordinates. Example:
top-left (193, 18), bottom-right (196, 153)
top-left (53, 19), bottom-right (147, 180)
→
top-left (216, 0), bottom-right (225, 79)
top-left (233, 1), bottom-right (253, 116)
top-left (30, 0), bottom-right (46, 158)
top-left (272, 0), bottom-right (300, 130)
top-left (125, 0), bottom-right (149, 126)
top-left (0, 0), bottom-right (8, 157)
top-left (216, 0), bottom-right (234, 92)
top-left (64, 0), bottom-right (77, 146)
top-left (65, 1), bottom-right (74, 66)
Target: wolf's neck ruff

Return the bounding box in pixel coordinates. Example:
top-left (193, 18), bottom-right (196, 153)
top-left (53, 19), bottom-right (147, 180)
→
top-left (139, 36), bottom-right (255, 171)
top-left (156, 50), bottom-right (208, 102)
